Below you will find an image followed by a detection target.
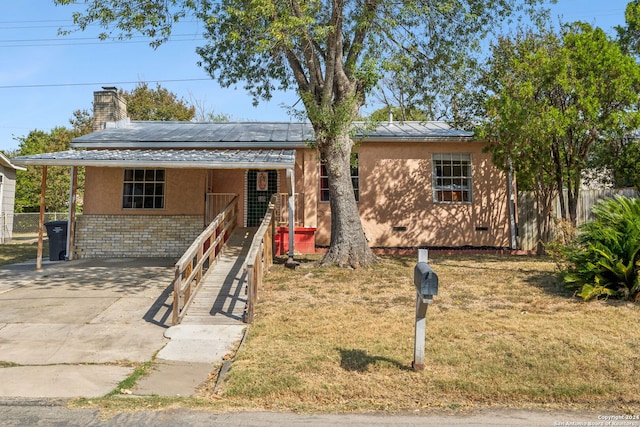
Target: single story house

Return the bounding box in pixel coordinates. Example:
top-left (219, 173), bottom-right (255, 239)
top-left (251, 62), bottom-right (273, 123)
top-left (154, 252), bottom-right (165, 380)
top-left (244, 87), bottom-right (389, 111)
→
top-left (0, 152), bottom-right (25, 243)
top-left (12, 89), bottom-right (517, 258)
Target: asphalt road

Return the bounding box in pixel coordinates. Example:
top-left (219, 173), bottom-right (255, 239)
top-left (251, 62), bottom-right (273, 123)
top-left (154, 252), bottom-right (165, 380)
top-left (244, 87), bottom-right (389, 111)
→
top-left (0, 399), bottom-right (626, 427)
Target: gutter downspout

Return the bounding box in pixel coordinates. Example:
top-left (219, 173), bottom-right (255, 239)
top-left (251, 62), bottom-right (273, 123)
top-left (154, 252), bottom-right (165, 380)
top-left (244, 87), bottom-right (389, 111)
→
top-left (507, 158), bottom-right (517, 250)
top-left (285, 167), bottom-right (299, 268)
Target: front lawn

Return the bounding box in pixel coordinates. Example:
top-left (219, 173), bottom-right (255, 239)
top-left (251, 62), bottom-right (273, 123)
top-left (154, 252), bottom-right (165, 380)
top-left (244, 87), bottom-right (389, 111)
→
top-left (208, 254), bottom-right (639, 413)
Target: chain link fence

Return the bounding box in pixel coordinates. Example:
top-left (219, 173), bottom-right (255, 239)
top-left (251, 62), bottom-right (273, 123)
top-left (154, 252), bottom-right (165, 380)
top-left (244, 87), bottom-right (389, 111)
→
top-left (11, 213), bottom-right (70, 235)
top-left (1, 212), bottom-right (15, 243)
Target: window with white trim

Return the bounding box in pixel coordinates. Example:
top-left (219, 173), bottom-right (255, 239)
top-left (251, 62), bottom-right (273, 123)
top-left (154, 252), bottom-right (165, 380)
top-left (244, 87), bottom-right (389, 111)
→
top-left (433, 153), bottom-right (472, 203)
top-left (122, 169), bottom-right (165, 209)
top-left (320, 154), bottom-right (359, 202)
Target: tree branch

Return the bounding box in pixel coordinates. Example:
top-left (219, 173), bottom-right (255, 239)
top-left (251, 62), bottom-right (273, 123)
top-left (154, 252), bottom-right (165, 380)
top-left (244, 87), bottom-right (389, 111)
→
top-left (290, 0), bottom-right (325, 100)
top-left (345, 0), bottom-right (379, 75)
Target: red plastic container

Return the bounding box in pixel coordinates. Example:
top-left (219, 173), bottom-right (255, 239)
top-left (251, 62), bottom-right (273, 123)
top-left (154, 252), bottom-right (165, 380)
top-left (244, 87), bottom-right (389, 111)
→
top-left (275, 227), bottom-right (317, 255)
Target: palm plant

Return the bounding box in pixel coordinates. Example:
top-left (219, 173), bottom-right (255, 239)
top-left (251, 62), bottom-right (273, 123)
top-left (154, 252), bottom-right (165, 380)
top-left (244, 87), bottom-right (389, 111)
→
top-left (563, 195), bottom-right (640, 301)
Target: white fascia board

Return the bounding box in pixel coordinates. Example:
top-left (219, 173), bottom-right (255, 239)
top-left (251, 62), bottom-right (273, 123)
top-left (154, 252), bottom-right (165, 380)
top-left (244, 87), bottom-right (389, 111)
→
top-left (361, 136), bottom-right (477, 143)
top-left (0, 153), bottom-right (26, 171)
top-left (70, 141), bottom-right (309, 149)
top-left (12, 159), bottom-right (295, 169)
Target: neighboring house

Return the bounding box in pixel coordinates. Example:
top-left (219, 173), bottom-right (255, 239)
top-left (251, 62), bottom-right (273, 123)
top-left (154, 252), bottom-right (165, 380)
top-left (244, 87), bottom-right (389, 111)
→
top-left (12, 89), bottom-right (517, 258)
top-left (0, 152), bottom-right (25, 243)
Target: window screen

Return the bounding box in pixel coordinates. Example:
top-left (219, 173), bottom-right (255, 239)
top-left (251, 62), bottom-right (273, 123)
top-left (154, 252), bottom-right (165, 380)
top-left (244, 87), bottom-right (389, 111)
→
top-left (433, 154), bottom-right (472, 203)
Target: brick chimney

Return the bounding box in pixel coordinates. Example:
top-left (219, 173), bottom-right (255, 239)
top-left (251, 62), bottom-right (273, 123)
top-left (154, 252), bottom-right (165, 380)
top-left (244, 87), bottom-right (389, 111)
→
top-left (93, 87), bottom-right (127, 131)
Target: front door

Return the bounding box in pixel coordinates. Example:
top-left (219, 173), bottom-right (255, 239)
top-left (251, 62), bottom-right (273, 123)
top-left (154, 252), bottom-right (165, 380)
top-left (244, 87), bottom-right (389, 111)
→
top-left (246, 170), bottom-right (278, 227)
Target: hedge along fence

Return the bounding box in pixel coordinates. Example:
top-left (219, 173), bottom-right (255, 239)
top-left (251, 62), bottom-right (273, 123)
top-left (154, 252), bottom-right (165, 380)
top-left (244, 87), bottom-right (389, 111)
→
top-left (517, 188), bottom-right (639, 252)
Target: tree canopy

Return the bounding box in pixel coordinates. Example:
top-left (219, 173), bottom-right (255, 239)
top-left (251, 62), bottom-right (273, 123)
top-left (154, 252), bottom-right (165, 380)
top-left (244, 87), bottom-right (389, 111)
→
top-left (478, 23), bottom-right (640, 237)
top-left (54, 0), bottom-right (550, 267)
top-left (15, 110), bottom-right (92, 212)
top-left (14, 84), bottom-right (198, 212)
top-left (617, 0), bottom-right (640, 56)
top-left (121, 82), bottom-right (195, 121)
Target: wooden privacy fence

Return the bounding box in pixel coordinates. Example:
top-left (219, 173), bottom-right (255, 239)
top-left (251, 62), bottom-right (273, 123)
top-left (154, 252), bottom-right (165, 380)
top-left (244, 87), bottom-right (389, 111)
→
top-left (517, 188), bottom-right (638, 251)
top-left (244, 194), bottom-right (277, 323)
top-left (172, 195), bottom-right (238, 325)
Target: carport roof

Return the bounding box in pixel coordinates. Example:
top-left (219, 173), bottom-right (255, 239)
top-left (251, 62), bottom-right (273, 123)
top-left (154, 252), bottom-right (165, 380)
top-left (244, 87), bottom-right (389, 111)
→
top-left (11, 148), bottom-right (296, 169)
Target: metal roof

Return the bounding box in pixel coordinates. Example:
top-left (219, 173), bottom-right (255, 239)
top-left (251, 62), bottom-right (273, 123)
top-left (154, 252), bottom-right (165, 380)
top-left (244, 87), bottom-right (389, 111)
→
top-left (71, 120), bottom-right (316, 149)
top-left (70, 120), bottom-right (474, 149)
top-left (12, 121), bottom-right (475, 168)
top-left (362, 121), bottom-right (473, 141)
top-left (12, 149), bottom-right (296, 169)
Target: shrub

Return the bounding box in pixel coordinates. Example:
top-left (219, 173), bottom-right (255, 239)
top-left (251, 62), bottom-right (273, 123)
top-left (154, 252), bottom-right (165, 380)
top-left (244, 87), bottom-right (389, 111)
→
top-left (562, 195), bottom-right (640, 301)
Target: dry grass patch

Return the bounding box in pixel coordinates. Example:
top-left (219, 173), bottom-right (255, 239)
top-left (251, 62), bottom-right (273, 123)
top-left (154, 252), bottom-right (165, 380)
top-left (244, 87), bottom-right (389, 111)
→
top-left (212, 254), bottom-right (640, 413)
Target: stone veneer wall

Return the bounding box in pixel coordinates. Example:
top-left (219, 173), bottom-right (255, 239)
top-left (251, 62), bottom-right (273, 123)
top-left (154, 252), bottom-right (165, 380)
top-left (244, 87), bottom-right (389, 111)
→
top-left (74, 215), bottom-right (203, 258)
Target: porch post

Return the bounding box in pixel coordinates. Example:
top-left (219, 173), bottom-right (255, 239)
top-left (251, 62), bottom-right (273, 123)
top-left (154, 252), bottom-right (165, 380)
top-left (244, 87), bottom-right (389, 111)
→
top-left (36, 165), bottom-right (47, 270)
top-left (286, 168), bottom-right (295, 260)
top-left (66, 166), bottom-right (78, 260)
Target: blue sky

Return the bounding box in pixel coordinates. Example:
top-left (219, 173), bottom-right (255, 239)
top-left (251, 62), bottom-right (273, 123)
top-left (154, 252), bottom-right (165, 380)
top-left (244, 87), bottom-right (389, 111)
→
top-left (0, 0), bottom-right (631, 153)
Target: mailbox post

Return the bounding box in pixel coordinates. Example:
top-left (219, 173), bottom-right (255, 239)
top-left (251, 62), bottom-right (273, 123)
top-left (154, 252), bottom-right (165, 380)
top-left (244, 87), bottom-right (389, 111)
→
top-left (412, 249), bottom-right (438, 371)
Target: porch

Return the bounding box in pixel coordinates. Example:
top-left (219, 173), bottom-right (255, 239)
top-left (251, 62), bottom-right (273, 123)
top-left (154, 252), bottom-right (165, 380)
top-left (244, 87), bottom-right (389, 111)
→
top-left (0, 184), bottom-right (283, 398)
top-left (11, 148), bottom-right (300, 267)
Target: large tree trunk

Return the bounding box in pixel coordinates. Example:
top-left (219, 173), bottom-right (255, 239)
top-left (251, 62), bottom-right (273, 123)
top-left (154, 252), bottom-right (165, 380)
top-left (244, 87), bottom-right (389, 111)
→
top-left (534, 181), bottom-right (556, 255)
top-left (551, 139), bottom-right (568, 221)
top-left (318, 134), bottom-right (377, 268)
top-left (566, 177), bottom-right (581, 226)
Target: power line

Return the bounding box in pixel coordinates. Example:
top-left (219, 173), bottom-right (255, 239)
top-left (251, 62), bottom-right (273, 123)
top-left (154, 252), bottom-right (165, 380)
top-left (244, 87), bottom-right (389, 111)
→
top-left (0, 34), bottom-right (205, 48)
top-left (0, 39), bottom-right (204, 48)
top-left (0, 78), bottom-right (212, 90)
top-left (0, 19), bottom-right (201, 31)
top-left (0, 33), bottom-right (201, 43)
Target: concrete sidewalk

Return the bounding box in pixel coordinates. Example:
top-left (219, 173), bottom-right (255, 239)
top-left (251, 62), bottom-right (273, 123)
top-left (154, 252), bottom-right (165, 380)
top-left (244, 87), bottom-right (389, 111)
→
top-left (0, 257), bottom-right (244, 399)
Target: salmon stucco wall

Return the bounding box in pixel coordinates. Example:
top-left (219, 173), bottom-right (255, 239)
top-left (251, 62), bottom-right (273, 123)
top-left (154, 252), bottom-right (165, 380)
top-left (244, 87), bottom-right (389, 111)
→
top-left (294, 149), bottom-right (318, 228)
top-left (210, 168), bottom-right (246, 226)
top-left (79, 141), bottom-right (512, 253)
top-left (83, 167), bottom-right (206, 216)
top-left (208, 150), bottom-right (315, 228)
top-left (315, 141), bottom-right (512, 248)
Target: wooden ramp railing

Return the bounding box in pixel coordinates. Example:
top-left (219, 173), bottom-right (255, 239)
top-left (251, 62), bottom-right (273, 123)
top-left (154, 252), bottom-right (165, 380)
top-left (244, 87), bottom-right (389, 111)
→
top-left (172, 195), bottom-right (238, 325)
top-left (244, 194), bottom-right (277, 323)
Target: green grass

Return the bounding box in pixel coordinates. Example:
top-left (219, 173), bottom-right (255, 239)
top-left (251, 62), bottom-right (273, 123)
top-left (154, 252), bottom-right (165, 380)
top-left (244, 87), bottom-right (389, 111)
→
top-left (0, 241), bottom-right (43, 266)
top-left (106, 362), bottom-right (154, 397)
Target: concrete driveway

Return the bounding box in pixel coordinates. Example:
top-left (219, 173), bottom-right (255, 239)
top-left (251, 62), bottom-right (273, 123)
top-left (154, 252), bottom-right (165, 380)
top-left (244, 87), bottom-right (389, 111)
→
top-left (0, 258), bottom-right (176, 398)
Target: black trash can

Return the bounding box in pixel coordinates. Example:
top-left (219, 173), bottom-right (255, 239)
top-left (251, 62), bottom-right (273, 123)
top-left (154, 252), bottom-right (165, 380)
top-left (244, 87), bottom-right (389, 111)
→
top-left (44, 220), bottom-right (68, 261)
